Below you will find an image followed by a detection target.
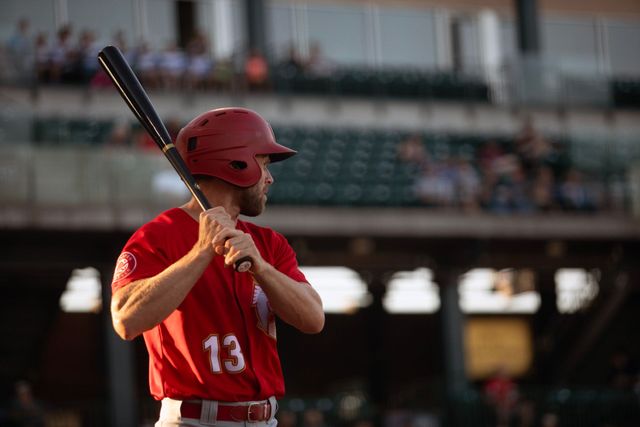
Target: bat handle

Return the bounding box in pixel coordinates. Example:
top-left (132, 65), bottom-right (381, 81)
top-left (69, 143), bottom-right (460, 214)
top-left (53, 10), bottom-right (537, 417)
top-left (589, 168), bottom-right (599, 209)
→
top-left (235, 256), bottom-right (253, 273)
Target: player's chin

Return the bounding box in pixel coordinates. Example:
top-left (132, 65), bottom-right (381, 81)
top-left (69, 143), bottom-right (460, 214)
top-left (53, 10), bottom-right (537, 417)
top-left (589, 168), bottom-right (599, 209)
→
top-left (241, 199), bottom-right (266, 217)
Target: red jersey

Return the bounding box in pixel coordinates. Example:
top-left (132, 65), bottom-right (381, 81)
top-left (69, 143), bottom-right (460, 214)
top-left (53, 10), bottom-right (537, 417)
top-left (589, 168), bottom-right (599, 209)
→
top-left (111, 208), bottom-right (308, 401)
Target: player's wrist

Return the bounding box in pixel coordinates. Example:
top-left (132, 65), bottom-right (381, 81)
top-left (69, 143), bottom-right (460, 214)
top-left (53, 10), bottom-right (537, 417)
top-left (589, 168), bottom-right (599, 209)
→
top-left (190, 243), bottom-right (215, 264)
top-left (248, 257), bottom-right (271, 276)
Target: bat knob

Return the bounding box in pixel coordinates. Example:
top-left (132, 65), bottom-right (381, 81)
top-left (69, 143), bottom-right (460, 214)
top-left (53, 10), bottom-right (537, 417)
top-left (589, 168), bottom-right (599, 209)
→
top-left (235, 257), bottom-right (253, 273)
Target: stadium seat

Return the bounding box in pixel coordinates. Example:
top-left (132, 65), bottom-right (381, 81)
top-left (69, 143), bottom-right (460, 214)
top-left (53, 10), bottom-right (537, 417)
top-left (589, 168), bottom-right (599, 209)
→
top-left (272, 66), bottom-right (491, 102)
top-left (33, 117), bottom-right (113, 145)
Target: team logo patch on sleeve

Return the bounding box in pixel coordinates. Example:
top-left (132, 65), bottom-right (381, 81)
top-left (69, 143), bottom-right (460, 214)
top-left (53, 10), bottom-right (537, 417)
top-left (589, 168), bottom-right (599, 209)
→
top-left (113, 252), bottom-right (137, 282)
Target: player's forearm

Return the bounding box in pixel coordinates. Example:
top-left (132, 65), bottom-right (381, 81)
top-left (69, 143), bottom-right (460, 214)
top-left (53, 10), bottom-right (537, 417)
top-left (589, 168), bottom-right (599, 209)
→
top-left (111, 249), bottom-right (213, 340)
top-left (252, 263), bottom-right (324, 334)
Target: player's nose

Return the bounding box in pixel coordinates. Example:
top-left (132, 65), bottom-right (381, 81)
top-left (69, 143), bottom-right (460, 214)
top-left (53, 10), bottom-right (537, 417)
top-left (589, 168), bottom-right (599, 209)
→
top-left (265, 168), bottom-right (274, 184)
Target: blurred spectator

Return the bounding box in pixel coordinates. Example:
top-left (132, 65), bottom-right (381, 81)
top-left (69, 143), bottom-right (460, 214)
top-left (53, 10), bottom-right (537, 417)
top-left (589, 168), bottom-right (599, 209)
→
top-left (414, 164), bottom-right (456, 207)
top-left (473, 129), bottom-right (607, 215)
top-left (76, 29), bottom-right (100, 82)
top-left (6, 18), bottom-right (34, 84)
top-left (89, 68), bottom-right (113, 89)
top-left (494, 268), bottom-right (516, 297)
top-left (487, 178), bottom-right (513, 213)
top-left (184, 31), bottom-right (212, 90)
top-left (244, 48), bottom-right (270, 91)
top-left (510, 164), bottom-right (534, 212)
top-left (210, 57), bottom-right (235, 92)
top-left (547, 139), bottom-right (571, 178)
top-left (558, 168), bottom-right (597, 212)
top-left (279, 44), bottom-right (305, 79)
top-left (397, 134), bottom-right (429, 168)
top-left (158, 42), bottom-right (186, 89)
top-left (112, 29), bottom-right (127, 51)
top-left (486, 158), bottom-right (533, 214)
top-left (515, 117), bottom-right (553, 173)
top-left (606, 176), bottom-right (628, 213)
top-left (34, 32), bottom-right (50, 82)
top-left (477, 140), bottom-right (504, 174)
top-left (49, 24), bottom-right (75, 83)
top-left (483, 365), bottom-right (519, 427)
top-left (135, 41), bottom-right (160, 88)
top-left (306, 41), bottom-right (335, 78)
top-left (112, 30), bottom-right (135, 63)
top-left (8, 380), bottom-right (45, 427)
top-left (455, 158), bottom-right (481, 211)
top-left (531, 166), bottom-right (557, 212)
top-left (480, 166), bottom-right (498, 208)
top-left (491, 152), bottom-right (520, 177)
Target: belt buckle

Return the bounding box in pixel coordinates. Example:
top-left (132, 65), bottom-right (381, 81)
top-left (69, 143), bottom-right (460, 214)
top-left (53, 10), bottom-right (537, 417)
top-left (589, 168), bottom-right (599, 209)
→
top-left (247, 402), bottom-right (265, 422)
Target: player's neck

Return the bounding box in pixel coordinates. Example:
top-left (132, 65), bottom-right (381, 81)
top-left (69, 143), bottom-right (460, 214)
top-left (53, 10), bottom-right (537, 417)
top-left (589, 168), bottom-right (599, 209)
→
top-left (180, 195), bottom-right (240, 223)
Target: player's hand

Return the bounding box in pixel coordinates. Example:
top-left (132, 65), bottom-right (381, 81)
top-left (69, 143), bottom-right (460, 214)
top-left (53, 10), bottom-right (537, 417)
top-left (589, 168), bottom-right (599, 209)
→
top-left (195, 207), bottom-right (236, 257)
top-left (211, 227), bottom-right (263, 271)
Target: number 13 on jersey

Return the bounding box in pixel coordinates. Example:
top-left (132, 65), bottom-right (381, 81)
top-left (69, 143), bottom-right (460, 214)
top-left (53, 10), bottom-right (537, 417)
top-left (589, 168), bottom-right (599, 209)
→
top-left (203, 334), bottom-right (246, 374)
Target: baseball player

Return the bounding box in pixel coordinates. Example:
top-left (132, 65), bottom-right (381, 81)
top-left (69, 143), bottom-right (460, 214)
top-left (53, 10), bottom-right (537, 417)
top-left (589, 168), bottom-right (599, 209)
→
top-left (110, 107), bottom-right (325, 427)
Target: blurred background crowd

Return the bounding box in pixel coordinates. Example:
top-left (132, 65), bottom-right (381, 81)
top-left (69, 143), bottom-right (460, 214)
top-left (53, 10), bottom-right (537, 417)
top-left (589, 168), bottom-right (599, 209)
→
top-left (1, 17), bottom-right (631, 215)
top-left (1, 18), bottom-right (331, 93)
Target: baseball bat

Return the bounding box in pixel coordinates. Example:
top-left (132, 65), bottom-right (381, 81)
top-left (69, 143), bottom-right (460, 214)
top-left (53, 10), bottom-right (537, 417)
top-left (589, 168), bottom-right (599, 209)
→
top-left (97, 45), bottom-right (253, 273)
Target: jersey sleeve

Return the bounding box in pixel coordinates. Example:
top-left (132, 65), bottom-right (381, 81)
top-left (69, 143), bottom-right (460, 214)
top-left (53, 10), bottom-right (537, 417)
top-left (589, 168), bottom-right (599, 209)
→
top-left (272, 231), bottom-right (308, 284)
top-left (111, 225), bottom-right (171, 292)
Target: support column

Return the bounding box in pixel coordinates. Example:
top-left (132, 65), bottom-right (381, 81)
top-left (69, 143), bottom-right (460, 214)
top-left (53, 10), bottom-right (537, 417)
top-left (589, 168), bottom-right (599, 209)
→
top-left (360, 270), bottom-right (390, 427)
top-left (436, 269), bottom-right (468, 413)
top-left (513, 0), bottom-right (545, 105)
top-left (532, 269), bottom-right (558, 383)
top-left (515, 0), bottom-right (540, 55)
top-left (100, 266), bottom-right (138, 427)
top-left (176, 0), bottom-right (196, 48)
top-left (245, 0), bottom-right (268, 55)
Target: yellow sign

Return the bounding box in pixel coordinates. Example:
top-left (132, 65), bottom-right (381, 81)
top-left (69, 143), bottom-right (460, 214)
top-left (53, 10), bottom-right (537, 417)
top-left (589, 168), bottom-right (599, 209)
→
top-left (464, 317), bottom-right (533, 380)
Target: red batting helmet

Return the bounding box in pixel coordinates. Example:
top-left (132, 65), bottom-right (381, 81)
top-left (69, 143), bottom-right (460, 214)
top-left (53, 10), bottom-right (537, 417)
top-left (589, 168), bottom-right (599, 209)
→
top-left (176, 107), bottom-right (296, 187)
